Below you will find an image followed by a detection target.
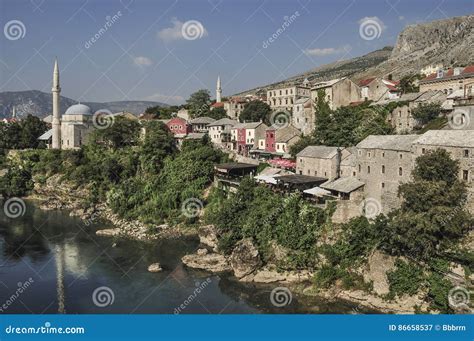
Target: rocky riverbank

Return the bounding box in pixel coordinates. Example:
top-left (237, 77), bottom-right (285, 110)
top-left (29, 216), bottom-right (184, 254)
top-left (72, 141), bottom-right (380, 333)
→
top-left (28, 174), bottom-right (197, 241)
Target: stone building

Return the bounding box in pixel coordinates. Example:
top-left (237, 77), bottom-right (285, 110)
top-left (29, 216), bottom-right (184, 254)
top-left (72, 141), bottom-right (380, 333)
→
top-left (274, 125), bottom-right (301, 155)
top-left (292, 98), bottom-right (314, 135)
top-left (358, 77), bottom-right (400, 102)
top-left (266, 85), bottom-right (310, 112)
top-left (419, 65), bottom-right (474, 94)
top-left (223, 97), bottom-right (247, 120)
top-left (412, 130), bottom-right (474, 213)
top-left (311, 77), bottom-right (361, 110)
top-left (189, 117), bottom-right (215, 133)
top-left (385, 91), bottom-right (447, 133)
top-left (208, 117), bottom-right (238, 148)
top-left (356, 135), bottom-right (421, 214)
top-left (39, 60), bottom-right (95, 150)
top-left (296, 146), bottom-right (352, 180)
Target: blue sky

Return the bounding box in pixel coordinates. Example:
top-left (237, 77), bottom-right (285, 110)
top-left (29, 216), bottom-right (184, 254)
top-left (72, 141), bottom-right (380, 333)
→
top-left (1, 0), bottom-right (473, 105)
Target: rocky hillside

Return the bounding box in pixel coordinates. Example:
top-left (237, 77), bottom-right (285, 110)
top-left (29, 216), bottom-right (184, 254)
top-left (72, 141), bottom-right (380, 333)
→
top-left (0, 90), bottom-right (168, 119)
top-left (237, 14), bottom-right (474, 95)
top-left (236, 47), bottom-right (393, 96)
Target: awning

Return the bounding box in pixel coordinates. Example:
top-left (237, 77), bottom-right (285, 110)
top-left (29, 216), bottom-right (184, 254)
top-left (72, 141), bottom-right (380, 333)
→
top-left (38, 129), bottom-right (53, 140)
top-left (268, 158), bottom-right (296, 169)
top-left (303, 187), bottom-right (332, 197)
top-left (254, 174), bottom-right (278, 184)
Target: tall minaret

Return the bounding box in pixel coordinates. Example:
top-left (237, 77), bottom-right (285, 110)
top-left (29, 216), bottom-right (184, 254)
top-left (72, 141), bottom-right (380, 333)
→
top-left (216, 75), bottom-right (222, 103)
top-left (52, 59), bottom-right (61, 149)
top-left (11, 106), bottom-right (16, 119)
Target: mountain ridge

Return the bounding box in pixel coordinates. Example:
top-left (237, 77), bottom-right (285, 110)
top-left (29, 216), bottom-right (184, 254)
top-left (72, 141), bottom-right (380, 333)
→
top-left (0, 90), bottom-right (168, 119)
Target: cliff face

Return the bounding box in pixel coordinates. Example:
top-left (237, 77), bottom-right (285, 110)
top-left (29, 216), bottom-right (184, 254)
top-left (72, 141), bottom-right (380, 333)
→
top-left (237, 14), bottom-right (474, 95)
top-left (366, 14), bottom-right (474, 79)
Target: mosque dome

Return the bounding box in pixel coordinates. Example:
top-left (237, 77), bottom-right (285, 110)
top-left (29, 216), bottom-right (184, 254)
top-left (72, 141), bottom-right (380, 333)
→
top-left (64, 103), bottom-right (92, 116)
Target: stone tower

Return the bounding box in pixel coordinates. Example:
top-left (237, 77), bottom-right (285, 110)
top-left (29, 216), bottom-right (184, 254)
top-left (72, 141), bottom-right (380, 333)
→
top-left (216, 75), bottom-right (222, 103)
top-left (52, 59), bottom-right (61, 149)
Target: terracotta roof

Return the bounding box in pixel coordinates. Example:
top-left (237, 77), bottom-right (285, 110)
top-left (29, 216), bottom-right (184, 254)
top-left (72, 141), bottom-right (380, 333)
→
top-left (211, 102), bottom-right (224, 108)
top-left (358, 78), bottom-right (376, 87)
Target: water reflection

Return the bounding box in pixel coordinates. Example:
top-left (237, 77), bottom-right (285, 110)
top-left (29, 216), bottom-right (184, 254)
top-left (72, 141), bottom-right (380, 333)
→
top-left (0, 201), bottom-right (375, 314)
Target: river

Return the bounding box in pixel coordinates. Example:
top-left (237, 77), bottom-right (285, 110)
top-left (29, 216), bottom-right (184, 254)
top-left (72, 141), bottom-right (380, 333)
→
top-left (0, 201), bottom-right (374, 314)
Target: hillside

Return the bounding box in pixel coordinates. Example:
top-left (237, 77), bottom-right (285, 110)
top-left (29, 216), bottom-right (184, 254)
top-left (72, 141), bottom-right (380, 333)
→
top-left (237, 14), bottom-right (474, 95)
top-left (0, 90), bottom-right (168, 119)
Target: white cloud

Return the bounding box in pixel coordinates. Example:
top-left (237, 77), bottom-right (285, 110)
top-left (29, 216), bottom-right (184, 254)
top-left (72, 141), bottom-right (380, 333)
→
top-left (145, 92), bottom-right (184, 105)
top-left (358, 16), bottom-right (387, 31)
top-left (133, 56), bottom-right (152, 67)
top-left (304, 45), bottom-right (350, 57)
top-left (158, 18), bottom-right (208, 42)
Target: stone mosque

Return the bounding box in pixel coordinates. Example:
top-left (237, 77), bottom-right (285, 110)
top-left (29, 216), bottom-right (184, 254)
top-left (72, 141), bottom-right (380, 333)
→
top-left (39, 59), bottom-right (95, 149)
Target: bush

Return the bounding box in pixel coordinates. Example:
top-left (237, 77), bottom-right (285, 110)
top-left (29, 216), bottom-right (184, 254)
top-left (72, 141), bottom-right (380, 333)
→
top-left (387, 260), bottom-right (424, 299)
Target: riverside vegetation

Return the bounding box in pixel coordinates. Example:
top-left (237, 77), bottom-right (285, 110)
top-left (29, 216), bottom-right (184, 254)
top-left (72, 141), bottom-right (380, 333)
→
top-left (0, 105), bottom-right (472, 314)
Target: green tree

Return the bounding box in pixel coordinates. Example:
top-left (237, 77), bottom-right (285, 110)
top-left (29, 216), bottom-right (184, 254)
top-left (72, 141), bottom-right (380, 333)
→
top-left (313, 90), bottom-right (332, 144)
top-left (239, 100), bottom-right (271, 123)
top-left (187, 89), bottom-right (211, 118)
top-left (382, 149), bottom-right (473, 260)
top-left (139, 121), bottom-right (176, 174)
top-left (412, 103), bottom-right (442, 126)
top-left (208, 107), bottom-right (228, 120)
top-left (90, 116), bottom-right (141, 149)
top-left (399, 74), bottom-right (422, 94)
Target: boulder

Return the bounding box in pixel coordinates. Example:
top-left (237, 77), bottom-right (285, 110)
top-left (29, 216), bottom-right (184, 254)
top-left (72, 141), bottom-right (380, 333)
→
top-left (230, 238), bottom-right (261, 279)
top-left (96, 228), bottom-right (121, 237)
top-left (148, 263), bottom-right (163, 272)
top-left (198, 225), bottom-right (219, 252)
top-left (252, 269), bottom-right (286, 283)
top-left (197, 248), bottom-right (208, 256)
top-left (182, 253), bottom-right (231, 273)
top-left (363, 250), bottom-right (396, 296)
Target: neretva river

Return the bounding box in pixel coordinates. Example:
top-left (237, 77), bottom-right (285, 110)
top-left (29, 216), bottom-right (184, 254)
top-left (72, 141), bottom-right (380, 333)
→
top-left (0, 201), bottom-right (374, 314)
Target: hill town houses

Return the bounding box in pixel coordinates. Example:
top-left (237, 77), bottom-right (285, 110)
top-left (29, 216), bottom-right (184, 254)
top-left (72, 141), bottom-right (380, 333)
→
top-left (36, 60), bottom-right (474, 223)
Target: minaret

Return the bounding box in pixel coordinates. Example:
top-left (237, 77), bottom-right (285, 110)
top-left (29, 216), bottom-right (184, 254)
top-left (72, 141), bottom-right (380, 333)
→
top-left (52, 58), bottom-right (61, 149)
top-left (216, 75), bottom-right (222, 103)
top-left (11, 106), bottom-right (16, 120)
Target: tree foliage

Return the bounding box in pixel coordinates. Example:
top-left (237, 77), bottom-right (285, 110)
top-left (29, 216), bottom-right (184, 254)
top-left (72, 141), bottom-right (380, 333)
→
top-left (186, 89), bottom-right (211, 118)
top-left (239, 100), bottom-right (271, 124)
top-left (412, 103), bottom-right (442, 125)
top-left (0, 115), bottom-right (49, 149)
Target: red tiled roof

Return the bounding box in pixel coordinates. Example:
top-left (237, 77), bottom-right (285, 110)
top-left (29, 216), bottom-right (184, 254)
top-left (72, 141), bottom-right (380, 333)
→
top-left (211, 102), bottom-right (224, 108)
top-left (358, 78), bottom-right (376, 87)
top-left (462, 65), bottom-right (474, 74)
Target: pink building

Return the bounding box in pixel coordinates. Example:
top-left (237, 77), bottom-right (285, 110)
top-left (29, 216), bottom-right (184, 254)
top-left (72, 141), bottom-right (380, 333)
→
top-left (166, 117), bottom-right (191, 135)
top-left (265, 127), bottom-right (276, 152)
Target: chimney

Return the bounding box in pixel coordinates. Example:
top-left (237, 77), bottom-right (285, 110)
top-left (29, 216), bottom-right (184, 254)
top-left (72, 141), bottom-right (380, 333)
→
top-left (335, 147), bottom-right (342, 180)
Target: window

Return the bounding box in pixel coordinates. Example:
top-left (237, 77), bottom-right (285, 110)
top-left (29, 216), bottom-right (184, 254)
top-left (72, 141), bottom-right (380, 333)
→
top-left (367, 166), bottom-right (371, 174)
top-left (464, 149), bottom-right (469, 158)
top-left (382, 152), bottom-right (385, 157)
top-left (463, 170), bottom-right (468, 181)
top-left (358, 150), bottom-right (362, 156)
top-left (399, 167), bottom-right (403, 176)
top-left (358, 164), bottom-right (361, 172)
top-left (314, 171), bottom-right (317, 176)
top-left (381, 165), bottom-right (385, 174)
top-left (381, 183), bottom-right (385, 188)
top-left (300, 158), bottom-right (303, 163)
top-left (352, 171), bottom-right (356, 176)
top-left (399, 154), bottom-right (403, 159)
top-left (422, 148), bottom-right (426, 154)
top-left (368, 152), bottom-right (371, 158)
top-left (307, 169), bottom-right (310, 175)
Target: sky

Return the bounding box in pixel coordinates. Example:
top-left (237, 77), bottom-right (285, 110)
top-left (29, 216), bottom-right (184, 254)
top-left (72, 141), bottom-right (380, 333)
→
top-left (0, 0), bottom-right (473, 105)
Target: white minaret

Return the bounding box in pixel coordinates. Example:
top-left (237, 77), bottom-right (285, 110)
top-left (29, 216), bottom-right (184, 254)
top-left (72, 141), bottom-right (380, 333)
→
top-left (11, 106), bottom-right (16, 119)
top-left (52, 58), bottom-right (61, 149)
top-left (216, 75), bottom-right (222, 103)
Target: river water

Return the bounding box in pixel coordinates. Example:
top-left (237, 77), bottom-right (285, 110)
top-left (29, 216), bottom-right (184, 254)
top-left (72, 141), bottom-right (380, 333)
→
top-left (0, 201), bottom-right (373, 314)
